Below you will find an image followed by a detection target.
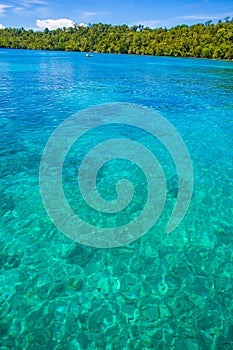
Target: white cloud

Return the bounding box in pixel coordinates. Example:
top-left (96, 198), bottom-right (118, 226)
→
top-left (36, 18), bottom-right (75, 30)
top-left (13, 5), bottom-right (48, 17)
top-left (0, 23), bottom-right (4, 28)
top-left (82, 11), bottom-right (107, 20)
top-left (11, 0), bottom-right (48, 17)
top-left (177, 12), bottom-right (233, 20)
top-left (0, 4), bottom-right (12, 16)
top-left (177, 15), bottom-right (221, 20)
top-left (15, 0), bottom-right (46, 7)
top-left (83, 12), bottom-right (99, 17)
top-left (78, 22), bottom-right (88, 27)
top-left (13, 6), bottom-right (26, 13)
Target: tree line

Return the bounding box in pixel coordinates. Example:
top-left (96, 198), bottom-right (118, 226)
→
top-left (0, 19), bottom-right (233, 59)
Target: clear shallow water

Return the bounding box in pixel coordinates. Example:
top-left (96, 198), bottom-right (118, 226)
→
top-left (0, 49), bottom-right (233, 349)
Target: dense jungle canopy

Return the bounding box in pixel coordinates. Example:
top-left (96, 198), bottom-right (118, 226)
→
top-left (0, 19), bottom-right (233, 59)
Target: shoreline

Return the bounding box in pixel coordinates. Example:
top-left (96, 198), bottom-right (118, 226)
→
top-left (0, 47), bottom-right (233, 62)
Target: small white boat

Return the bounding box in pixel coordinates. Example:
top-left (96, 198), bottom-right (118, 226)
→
top-left (86, 53), bottom-right (93, 57)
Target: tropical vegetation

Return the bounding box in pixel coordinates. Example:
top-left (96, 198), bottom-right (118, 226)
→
top-left (0, 18), bottom-right (233, 59)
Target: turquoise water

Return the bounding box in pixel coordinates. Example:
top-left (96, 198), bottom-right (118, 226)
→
top-left (1, 49), bottom-right (233, 348)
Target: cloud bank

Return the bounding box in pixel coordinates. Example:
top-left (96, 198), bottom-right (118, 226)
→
top-left (36, 18), bottom-right (74, 30)
top-left (0, 23), bottom-right (4, 28)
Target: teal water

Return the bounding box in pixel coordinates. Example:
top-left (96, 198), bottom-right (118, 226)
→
top-left (0, 49), bottom-right (233, 349)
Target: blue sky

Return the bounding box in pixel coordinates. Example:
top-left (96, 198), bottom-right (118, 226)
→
top-left (0, 0), bottom-right (233, 30)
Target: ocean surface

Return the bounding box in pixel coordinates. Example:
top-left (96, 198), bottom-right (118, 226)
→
top-left (0, 49), bottom-right (233, 349)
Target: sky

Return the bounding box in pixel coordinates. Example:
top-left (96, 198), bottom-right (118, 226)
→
top-left (0, 0), bottom-right (233, 30)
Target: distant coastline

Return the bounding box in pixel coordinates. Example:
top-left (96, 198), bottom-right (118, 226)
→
top-left (0, 20), bottom-right (233, 60)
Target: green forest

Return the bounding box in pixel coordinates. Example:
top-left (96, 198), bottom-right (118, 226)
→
top-left (0, 19), bottom-right (233, 59)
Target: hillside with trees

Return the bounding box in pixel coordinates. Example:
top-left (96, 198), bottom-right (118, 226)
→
top-left (0, 19), bottom-right (233, 59)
